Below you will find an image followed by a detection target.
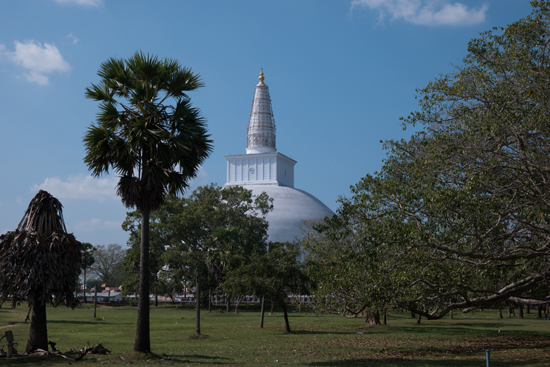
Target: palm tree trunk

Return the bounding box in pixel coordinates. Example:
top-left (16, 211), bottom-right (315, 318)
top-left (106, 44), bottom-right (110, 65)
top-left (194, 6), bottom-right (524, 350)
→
top-left (26, 299), bottom-right (48, 353)
top-left (195, 272), bottom-right (201, 335)
top-left (134, 208), bottom-right (151, 353)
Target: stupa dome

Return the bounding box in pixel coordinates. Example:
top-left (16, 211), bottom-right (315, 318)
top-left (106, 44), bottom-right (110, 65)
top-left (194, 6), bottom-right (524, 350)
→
top-left (244, 185), bottom-right (333, 243)
top-left (224, 70), bottom-right (333, 243)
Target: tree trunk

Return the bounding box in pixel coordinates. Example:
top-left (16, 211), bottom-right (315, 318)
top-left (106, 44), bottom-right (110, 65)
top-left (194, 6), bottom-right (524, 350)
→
top-left (83, 268), bottom-right (87, 304)
top-left (271, 301), bottom-right (274, 313)
top-left (208, 287), bottom-right (212, 313)
top-left (235, 296), bottom-right (241, 314)
top-left (155, 294), bottom-right (158, 307)
top-left (281, 301), bottom-right (291, 332)
top-left (527, 304), bottom-right (530, 314)
top-left (93, 288), bottom-right (97, 318)
top-left (537, 304), bottom-right (542, 319)
top-left (499, 307), bottom-right (503, 319)
top-left (411, 311), bottom-right (415, 318)
top-left (365, 310), bottom-right (381, 325)
top-left (260, 296), bottom-right (265, 328)
top-left (195, 272), bottom-right (201, 335)
top-left (518, 304), bottom-right (524, 319)
top-left (26, 300), bottom-right (48, 353)
top-left (226, 295), bottom-right (230, 313)
top-left (134, 207), bottom-right (151, 353)
top-left (417, 313), bottom-right (421, 324)
top-left (450, 309), bottom-right (453, 319)
top-left (383, 309), bottom-right (387, 325)
top-left (25, 306), bottom-right (32, 322)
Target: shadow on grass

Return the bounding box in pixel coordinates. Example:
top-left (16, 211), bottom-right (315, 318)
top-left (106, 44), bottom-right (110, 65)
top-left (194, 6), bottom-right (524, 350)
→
top-left (47, 320), bottom-right (133, 325)
top-left (160, 353), bottom-right (232, 365)
top-left (307, 358), bottom-right (540, 366)
top-left (387, 325), bottom-right (546, 336)
top-left (291, 330), bottom-right (362, 336)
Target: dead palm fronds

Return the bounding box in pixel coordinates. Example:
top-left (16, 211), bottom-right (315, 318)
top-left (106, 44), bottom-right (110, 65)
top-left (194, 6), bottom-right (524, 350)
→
top-left (0, 190), bottom-right (82, 307)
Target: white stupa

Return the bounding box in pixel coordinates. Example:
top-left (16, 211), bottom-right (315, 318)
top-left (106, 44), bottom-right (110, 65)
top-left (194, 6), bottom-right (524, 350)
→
top-left (224, 70), bottom-right (333, 243)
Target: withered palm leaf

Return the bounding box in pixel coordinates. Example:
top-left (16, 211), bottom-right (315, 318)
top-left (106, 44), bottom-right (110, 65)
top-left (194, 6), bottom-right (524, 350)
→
top-left (0, 190), bottom-right (82, 352)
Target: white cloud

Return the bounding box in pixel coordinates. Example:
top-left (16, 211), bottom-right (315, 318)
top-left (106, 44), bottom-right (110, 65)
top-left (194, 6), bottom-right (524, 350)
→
top-left (67, 33), bottom-right (79, 45)
top-left (0, 41), bottom-right (70, 85)
top-left (351, 0), bottom-right (488, 26)
top-left (31, 174), bottom-right (119, 202)
top-left (52, 0), bottom-right (102, 6)
top-left (32, 167), bottom-right (209, 202)
top-left (73, 218), bottom-right (122, 233)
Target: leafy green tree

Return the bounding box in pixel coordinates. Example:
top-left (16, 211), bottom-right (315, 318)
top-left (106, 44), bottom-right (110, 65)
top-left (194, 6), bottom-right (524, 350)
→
top-left (206, 226), bottom-right (257, 313)
top-left (79, 242), bottom-right (95, 302)
top-left (122, 207), bottom-right (175, 304)
top-left (83, 52), bottom-right (212, 352)
top-left (0, 191), bottom-right (81, 352)
top-left (303, 219), bottom-right (387, 324)
top-left (306, 1), bottom-right (550, 320)
top-left (223, 242), bottom-right (309, 332)
top-left (162, 184), bottom-right (271, 335)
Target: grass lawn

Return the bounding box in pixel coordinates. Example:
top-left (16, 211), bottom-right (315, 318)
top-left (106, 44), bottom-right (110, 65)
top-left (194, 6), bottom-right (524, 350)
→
top-left (1, 303), bottom-right (549, 366)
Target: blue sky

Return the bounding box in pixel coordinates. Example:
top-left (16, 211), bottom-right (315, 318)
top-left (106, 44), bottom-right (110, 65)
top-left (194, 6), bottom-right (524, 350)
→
top-left (0, 0), bottom-right (534, 247)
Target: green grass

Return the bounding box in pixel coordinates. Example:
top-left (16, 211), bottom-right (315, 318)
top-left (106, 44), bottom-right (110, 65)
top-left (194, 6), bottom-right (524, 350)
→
top-left (1, 303), bottom-right (549, 366)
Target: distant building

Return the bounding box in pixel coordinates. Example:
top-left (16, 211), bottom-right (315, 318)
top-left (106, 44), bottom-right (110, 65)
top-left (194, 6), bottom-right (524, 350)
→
top-left (81, 291), bottom-right (124, 302)
top-left (224, 70), bottom-right (333, 243)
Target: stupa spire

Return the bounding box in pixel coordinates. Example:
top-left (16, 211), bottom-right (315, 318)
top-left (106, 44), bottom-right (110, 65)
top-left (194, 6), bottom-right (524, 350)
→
top-left (246, 69), bottom-right (276, 154)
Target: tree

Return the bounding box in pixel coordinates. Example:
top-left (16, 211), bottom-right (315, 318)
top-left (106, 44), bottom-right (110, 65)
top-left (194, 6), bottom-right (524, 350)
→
top-left (307, 1), bottom-right (550, 319)
top-left (206, 226), bottom-right (256, 314)
top-left (303, 220), bottom-right (387, 324)
top-left (223, 242), bottom-right (309, 332)
top-left (122, 207), bottom-right (174, 305)
top-left (90, 244), bottom-right (126, 286)
top-left (83, 52), bottom-right (212, 353)
top-left (80, 242), bottom-right (95, 302)
top-left (80, 242), bottom-right (95, 286)
top-left (0, 191), bottom-right (81, 352)
top-left (161, 184), bottom-right (271, 335)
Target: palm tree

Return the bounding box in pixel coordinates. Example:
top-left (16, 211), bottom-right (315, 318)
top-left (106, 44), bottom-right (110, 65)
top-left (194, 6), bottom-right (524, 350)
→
top-left (83, 52), bottom-right (212, 353)
top-left (0, 190), bottom-right (82, 352)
